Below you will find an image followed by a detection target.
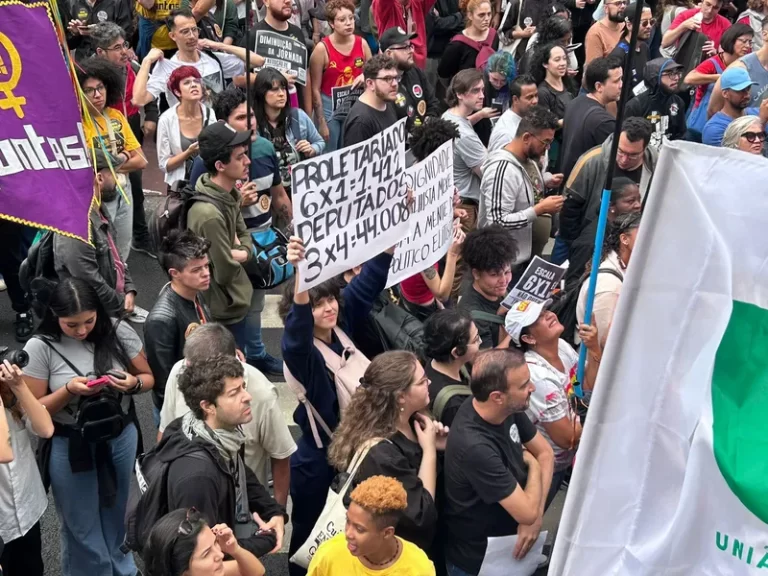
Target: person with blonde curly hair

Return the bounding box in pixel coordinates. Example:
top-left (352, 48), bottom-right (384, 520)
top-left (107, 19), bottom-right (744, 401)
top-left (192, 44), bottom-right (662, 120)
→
top-left (439, 0), bottom-right (500, 82)
top-left (307, 476), bottom-right (436, 575)
top-left (328, 351), bottom-right (447, 562)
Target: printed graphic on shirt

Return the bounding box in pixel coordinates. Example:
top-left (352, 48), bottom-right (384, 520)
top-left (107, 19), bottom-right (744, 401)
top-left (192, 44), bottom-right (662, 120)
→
top-left (201, 70), bottom-right (224, 101)
top-left (328, 60), bottom-right (356, 87)
top-left (510, 423), bottom-right (520, 444)
top-left (96, 10), bottom-right (108, 21)
top-left (90, 117), bottom-right (127, 154)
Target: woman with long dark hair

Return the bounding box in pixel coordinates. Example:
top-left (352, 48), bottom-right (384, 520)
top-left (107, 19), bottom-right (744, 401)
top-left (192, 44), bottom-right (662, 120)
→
top-left (22, 277), bottom-right (154, 576)
top-left (143, 508), bottom-right (265, 576)
top-left (253, 68), bottom-right (325, 197)
top-left (328, 351), bottom-right (447, 561)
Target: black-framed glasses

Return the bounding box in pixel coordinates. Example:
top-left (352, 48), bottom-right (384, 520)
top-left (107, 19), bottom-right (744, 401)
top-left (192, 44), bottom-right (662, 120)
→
top-left (374, 75), bottom-right (400, 84)
top-left (105, 41), bottom-right (130, 51)
top-left (389, 43), bottom-right (414, 51)
top-left (661, 69), bottom-right (682, 78)
top-left (742, 131), bottom-right (766, 143)
top-left (179, 507), bottom-right (202, 536)
top-left (83, 84), bottom-right (106, 96)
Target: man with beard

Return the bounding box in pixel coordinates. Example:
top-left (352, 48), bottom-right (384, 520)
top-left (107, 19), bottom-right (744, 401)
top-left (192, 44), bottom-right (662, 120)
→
top-left (488, 75), bottom-right (540, 152)
top-left (610, 2), bottom-right (652, 90)
top-left (443, 348), bottom-right (555, 575)
top-left (479, 107), bottom-right (564, 273)
top-left (53, 151), bottom-right (138, 319)
top-left (584, 0), bottom-right (626, 65)
top-left (241, 0), bottom-right (314, 115)
top-left (626, 58), bottom-right (687, 146)
top-left (380, 27), bottom-right (440, 134)
top-left (343, 54), bottom-right (401, 147)
top-left (703, 67), bottom-right (768, 146)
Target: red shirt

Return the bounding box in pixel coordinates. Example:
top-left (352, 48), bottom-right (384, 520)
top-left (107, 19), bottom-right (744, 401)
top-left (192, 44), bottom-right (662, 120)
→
top-left (400, 263), bottom-right (439, 304)
top-left (670, 7), bottom-right (731, 48)
top-left (372, 0), bottom-right (436, 69)
top-left (320, 35), bottom-right (366, 96)
top-left (112, 63), bottom-right (139, 119)
top-left (692, 54), bottom-right (725, 107)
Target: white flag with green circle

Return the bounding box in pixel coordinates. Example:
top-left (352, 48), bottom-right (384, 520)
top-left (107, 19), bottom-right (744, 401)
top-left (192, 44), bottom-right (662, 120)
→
top-left (550, 141), bottom-right (768, 575)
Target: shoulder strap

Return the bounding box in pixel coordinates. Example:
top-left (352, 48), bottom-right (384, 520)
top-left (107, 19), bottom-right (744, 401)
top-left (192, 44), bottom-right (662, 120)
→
top-left (282, 363), bottom-right (334, 449)
top-left (471, 310), bottom-right (505, 325)
top-left (713, 58), bottom-right (724, 74)
top-left (433, 384), bottom-right (471, 422)
top-left (597, 267), bottom-right (624, 282)
top-left (34, 336), bottom-right (85, 377)
top-left (288, 109), bottom-right (303, 145)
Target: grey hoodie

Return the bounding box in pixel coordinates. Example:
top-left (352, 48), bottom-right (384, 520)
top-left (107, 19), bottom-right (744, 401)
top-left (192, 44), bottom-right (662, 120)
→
top-left (478, 147), bottom-right (542, 265)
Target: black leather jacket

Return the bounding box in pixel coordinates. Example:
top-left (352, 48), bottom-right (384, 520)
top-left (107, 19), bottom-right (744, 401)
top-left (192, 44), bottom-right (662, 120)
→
top-left (144, 284), bottom-right (211, 408)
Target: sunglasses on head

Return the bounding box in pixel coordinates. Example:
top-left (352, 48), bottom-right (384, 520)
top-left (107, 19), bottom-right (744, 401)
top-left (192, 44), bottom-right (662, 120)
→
top-left (178, 507), bottom-right (202, 536)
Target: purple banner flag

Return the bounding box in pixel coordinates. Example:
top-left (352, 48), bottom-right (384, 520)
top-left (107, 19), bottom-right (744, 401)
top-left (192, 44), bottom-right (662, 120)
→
top-left (0, 1), bottom-right (94, 241)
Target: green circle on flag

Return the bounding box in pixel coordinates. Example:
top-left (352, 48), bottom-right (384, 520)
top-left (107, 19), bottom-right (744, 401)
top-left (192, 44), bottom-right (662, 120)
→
top-left (712, 300), bottom-right (768, 523)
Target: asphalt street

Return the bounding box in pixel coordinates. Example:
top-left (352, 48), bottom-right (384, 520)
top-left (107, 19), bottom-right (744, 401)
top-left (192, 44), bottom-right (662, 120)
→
top-left (0, 146), bottom-right (562, 575)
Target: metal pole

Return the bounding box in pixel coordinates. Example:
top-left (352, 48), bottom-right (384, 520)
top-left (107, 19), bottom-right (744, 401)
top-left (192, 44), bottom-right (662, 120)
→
top-left (574, 0), bottom-right (646, 397)
top-left (245, 1), bottom-right (252, 131)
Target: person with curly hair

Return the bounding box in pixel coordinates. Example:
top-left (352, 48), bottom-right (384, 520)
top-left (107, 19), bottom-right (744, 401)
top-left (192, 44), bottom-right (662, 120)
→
top-left (328, 351), bottom-right (447, 559)
top-left (156, 65), bottom-right (218, 188)
top-left (308, 476), bottom-right (436, 575)
top-left (456, 224), bottom-right (518, 349)
top-left (78, 57), bottom-right (148, 262)
top-left (142, 508), bottom-right (265, 576)
top-left (439, 0), bottom-right (499, 81)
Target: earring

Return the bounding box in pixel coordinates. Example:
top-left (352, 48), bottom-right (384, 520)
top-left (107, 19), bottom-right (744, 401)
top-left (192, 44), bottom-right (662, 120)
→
top-left (399, 407), bottom-right (404, 412)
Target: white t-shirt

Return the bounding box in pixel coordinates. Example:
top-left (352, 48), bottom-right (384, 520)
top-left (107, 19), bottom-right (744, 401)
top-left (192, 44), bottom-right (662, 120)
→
top-left (525, 339), bottom-right (579, 471)
top-left (146, 51), bottom-right (245, 107)
top-left (159, 359), bottom-right (297, 486)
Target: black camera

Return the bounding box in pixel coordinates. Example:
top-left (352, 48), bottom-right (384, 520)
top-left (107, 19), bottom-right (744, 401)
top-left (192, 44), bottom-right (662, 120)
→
top-left (0, 347), bottom-right (29, 369)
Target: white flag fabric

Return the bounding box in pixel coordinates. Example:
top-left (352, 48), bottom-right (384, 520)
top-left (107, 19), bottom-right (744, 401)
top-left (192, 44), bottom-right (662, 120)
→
top-left (549, 141), bottom-right (768, 575)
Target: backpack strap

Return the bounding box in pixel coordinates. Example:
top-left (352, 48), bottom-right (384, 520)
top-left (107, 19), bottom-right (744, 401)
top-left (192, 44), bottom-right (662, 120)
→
top-left (433, 384), bottom-right (471, 422)
top-left (288, 109), bottom-right (303, 149)
top-left (470, 310), bottom-right (505, 325)
top-left (596, 267), bottom-right (624, 282)
top-left (282, 363), bottom-right (334, 449)
top-left (451, 33), bottom-right (482, 52)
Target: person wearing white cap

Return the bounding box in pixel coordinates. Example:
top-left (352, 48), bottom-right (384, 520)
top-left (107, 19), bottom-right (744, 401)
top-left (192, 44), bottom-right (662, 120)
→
top-left (504, 298), bottom-right (600, 507)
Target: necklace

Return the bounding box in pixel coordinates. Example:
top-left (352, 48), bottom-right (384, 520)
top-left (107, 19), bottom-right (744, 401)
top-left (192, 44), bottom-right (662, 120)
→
top-left (364, 538), bottom-right (400, 567)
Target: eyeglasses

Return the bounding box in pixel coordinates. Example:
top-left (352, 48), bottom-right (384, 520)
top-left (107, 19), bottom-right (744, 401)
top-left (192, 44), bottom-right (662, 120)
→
top-left (639, 18), bottom-right (656, 26)
top-left (389, 43), bottom-right (414, 51)
top-left (661, 69), bottom-right (682, 78)
top-left (374, 75), bottom-right (400, 84)
top-left (176, 26), bottom-right (201, 37)
top-left (83, 84), bottom-right (106, 96)
top-left (741, 131), bottom-right (767, 143)
top-left (736, 37), bottom-right (754, 45)
top-left (617, 147), bottom-right (643, 160)
top-left (531, 133), bottom-right (553, 148)
top-left (105, 41), bottom-right (130, 51)
top-left (178, 507), bottom-right (202, 536)
top-left (606, 1), bottom-right (627, 6)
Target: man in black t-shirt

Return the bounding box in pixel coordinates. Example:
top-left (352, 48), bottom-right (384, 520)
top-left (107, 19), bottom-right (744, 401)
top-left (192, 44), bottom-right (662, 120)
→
top-left (457, 225), bottom-right (518, 349)
top-left (444, 348), bottom-right (555, 575)
top-left (380, 27), bottom-right (441, 134)
top-left (610, 2), bottom-right (652, 90)
top-left (343, 54), bottom-right (401, 147)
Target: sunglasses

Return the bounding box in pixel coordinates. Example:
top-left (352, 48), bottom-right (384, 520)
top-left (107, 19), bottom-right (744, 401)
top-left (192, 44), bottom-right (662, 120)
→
top-left (742, 131), bottom-right (767, 143)
top-left (178, 507), bottom-right (202, 536)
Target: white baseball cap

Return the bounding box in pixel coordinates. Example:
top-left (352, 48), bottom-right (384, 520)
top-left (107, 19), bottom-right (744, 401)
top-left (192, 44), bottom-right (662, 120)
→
top-left (504, 299), bottom-right (550, 346)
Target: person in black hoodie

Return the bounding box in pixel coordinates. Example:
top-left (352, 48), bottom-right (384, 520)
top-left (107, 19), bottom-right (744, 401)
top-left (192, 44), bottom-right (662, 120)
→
top-left (426, 0), bottom-right (465, 94)
top-left (625, 58), bottom-right (687, 146)
top-left (158, 355), bottom-right (286, 559)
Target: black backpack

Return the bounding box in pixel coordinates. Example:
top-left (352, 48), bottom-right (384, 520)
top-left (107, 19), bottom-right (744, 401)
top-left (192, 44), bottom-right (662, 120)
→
top-left (19, 231), bottom-right (58, 316)
top-left (148, 181), bottom-right (226, 252)
top-left (550, 268), bottom-right (624, 347)
top-left (124, 442), bottom-right (209, 553)
top-left (372, 289), bottom-right (426, 358)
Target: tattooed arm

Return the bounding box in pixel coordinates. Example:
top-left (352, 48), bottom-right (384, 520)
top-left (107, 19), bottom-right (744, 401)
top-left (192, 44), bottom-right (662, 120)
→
top-left (419, 232), bottom-right (463, 302)
top-left (271, 184), bottom-right (293, 230)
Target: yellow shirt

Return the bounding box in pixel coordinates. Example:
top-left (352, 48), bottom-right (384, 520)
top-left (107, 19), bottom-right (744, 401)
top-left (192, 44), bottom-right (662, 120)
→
top-left (308, 534), bottom-right (436, 576)
top-left (135, 0), bottom-right (183, 50)
top-left (83, 108), bottom-right (141, 157)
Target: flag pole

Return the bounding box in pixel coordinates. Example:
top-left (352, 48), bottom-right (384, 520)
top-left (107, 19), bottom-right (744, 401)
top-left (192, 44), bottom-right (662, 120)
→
top-left (245, 2), bottom-right (252, 131)
top-left (574, 0), bottom-right (645, 397)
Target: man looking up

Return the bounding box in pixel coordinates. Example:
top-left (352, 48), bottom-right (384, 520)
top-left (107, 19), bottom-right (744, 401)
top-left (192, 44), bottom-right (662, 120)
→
top-left (343, 54), bottom-right (401, 147)
top-left (444, 348), bottom-right (555, 575)
top-left (380, 27), bottom-right (440, 134)
top-left (488, 75), bottom-right (540, 152)
top-left (145, 230), bottom-right (212, 427)
top-left (585, 0), bottom-right (626, 65)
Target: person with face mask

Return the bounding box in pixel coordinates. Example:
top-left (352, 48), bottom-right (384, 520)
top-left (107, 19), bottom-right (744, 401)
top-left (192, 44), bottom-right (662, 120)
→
top-left (443, 348), bottom-right (555, 575)
top-left (702, 67), bottom-right (768, 146)
top-left (576, 212), bottom-right (642, 347)
top-left (559, 118), bottom-right (655, 262)
top-left (380, 27), bottom-right (441, 134)
top-left (456, 226), bottom-right (518, 350)
top-left (563, 178), bottom-right (642, 288)
top-left (53, 151), bottom-right (139, 319)
top-left (478, 107), bottom-right (564, 272)
top-left (307, 476), bottom-right (435, 575)
top-left (343, 54), bottom-right (402, 147)
top-left (584, 0), bottom-right (626, 65)
top-left (625, 58), bottom-right (687, 146)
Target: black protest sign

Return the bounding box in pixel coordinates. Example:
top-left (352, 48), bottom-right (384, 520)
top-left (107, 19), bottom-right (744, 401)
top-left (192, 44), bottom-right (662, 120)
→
top-left (292, 119), bottom-right (409, 290)
top-left (331, 85), bottom-right (364, 112)
top-left (254, 30), bottom-right (308, 84)
top-left (503, 256), bottom-right (566, 308)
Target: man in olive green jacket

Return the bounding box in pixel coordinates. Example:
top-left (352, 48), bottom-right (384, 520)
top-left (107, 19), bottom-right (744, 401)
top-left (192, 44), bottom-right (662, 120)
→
top-left (187, 122), bottom-right (254, 347)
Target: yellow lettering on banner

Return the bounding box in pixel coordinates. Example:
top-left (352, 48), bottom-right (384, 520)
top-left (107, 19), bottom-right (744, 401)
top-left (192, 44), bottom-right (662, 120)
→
top-left (0, 32), bottom-right (27, 119)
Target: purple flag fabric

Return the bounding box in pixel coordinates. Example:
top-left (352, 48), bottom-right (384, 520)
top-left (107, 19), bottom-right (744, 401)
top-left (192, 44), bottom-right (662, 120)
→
top-left (0, 1), bottom-right (94, 241)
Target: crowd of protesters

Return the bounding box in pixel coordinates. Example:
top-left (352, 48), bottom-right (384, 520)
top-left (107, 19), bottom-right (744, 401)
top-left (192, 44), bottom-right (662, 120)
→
top-left (1, 0), bottom-right (767, 574)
